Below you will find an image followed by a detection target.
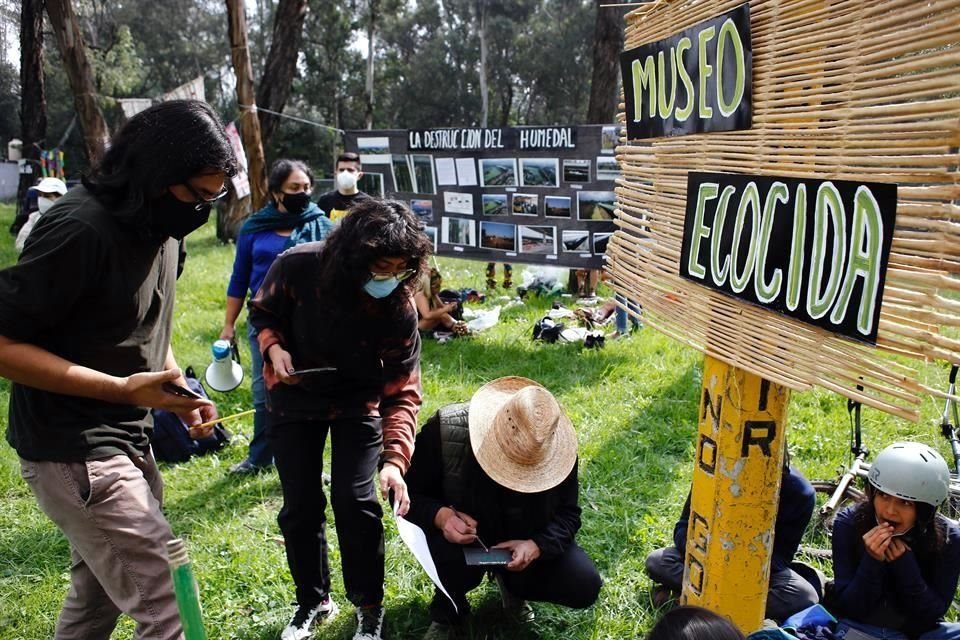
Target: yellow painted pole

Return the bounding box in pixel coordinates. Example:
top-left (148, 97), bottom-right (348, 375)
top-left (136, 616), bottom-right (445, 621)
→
top-left (682, 355), bottom-right (789, 633)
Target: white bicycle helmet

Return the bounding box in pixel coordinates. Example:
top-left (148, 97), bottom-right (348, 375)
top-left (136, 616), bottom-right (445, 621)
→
top-left (868, 442), bottom-right (950, 507)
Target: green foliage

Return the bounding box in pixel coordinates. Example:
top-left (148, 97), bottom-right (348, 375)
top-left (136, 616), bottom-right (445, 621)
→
top-left (0, 201), bottom-right (956, 638)
top-left (90, 25), bottom-right (144, 97)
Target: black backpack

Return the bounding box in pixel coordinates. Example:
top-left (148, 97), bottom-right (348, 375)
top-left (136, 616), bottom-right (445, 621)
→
top-left (151, 367), bottom-right (231, 463)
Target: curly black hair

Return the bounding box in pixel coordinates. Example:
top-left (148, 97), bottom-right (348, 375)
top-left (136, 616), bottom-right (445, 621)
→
top-left (315, 198), bottom-right (431, 313)
top-left (82, 100), bottom-right (239, 219)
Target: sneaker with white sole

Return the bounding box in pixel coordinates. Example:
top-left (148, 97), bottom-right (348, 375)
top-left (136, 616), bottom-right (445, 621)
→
top-left (353, 605), bottom-right (385, 640)
top-left (280, 597), bottom-right (339, 640)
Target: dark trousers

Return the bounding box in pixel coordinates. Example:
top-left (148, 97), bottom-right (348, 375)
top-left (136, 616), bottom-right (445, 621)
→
top-left (269, 417), bottom-right (385, 608)
top-left (426, 529), bottom-right (602, 623)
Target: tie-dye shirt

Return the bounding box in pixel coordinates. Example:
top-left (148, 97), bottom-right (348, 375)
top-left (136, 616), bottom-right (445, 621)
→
top-left (248, 241), bottom-right (422, 472)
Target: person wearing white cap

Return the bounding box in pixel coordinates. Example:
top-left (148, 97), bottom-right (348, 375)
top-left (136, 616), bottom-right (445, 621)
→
top-left (405, 376), bottom-right (602, 638)
top-left (831, 441), bottom-right (960, 639)
top-left (14, 177), bottom-right (68, 252)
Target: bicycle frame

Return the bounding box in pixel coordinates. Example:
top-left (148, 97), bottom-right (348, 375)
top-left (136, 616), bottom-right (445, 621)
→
top-left (940, 364), bottom-right (960, 475)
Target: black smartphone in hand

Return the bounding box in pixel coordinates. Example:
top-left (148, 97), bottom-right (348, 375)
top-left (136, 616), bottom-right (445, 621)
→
top-left (162, 381), bottom-right (202, 400)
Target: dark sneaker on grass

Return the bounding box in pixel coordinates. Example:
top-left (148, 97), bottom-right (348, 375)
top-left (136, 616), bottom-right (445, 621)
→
top-left (494, 573), bottom-right (535, 623)
top-left (650, 584), bottom-right (678, 609)
top-left (353, 605), bottom-right (385, 640)
top-left (228, 459), bottom-right (270, 475)
top-left (281, 597), bottom-right (338, 640)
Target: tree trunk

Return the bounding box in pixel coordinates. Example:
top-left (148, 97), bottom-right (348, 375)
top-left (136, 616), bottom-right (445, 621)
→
top-left (225, 0), bottom-right (268, 234)
top-left (256, 0), bottom-right (308, 146)
top-left (586, 0), bottom-right (625, 124)
top-left (476, 0), bottom-right (488, 127)
top-left (45, 0), bottom-right (109, 166)
top-left (16, 0), bottom-right (47, 223)
top-left (365, 0), bottom-right (379, 129)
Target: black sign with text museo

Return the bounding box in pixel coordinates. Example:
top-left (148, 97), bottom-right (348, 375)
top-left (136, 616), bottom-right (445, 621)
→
top-left (679, 172), bottom-right (898, 344)
top-left (343, 125), bottom-right (619, 269)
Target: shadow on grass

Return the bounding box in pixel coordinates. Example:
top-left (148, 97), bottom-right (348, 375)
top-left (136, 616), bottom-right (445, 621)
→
top-left (162, 470), bottom-right (282, 539)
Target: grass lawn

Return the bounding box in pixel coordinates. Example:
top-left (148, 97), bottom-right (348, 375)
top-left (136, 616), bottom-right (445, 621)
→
top-left (0, 202), bottom-right (954, 639)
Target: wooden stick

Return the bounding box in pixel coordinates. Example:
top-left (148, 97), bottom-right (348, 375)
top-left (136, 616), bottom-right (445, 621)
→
top-left (189, 408), bottom-right (256, 433)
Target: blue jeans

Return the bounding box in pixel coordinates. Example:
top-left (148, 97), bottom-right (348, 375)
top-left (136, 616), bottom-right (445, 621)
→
top-left (837, 619), bottom-right (960, 639)
top-left (245, 322), bottom-right (272, 467)
top-left (615, 294), bottom-right (641, 334)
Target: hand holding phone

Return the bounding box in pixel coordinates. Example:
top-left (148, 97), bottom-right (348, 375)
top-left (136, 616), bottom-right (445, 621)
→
top-left (162, 381), bottom-right (202, 400)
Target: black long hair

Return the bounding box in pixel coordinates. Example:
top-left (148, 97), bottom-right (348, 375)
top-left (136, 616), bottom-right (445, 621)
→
top-left (853, 484), bottom-right (946, 556)
top-left (267, 159), bottom-right (314, 205)
top-left (315, 198), bottom-right (431, 314)
top-left (82, 100), bottom-right (238, 218)
top-left (647, 606), bottom-right (745, 640)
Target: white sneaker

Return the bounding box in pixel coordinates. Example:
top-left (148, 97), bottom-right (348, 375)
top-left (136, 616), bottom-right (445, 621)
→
top-left (353, 605), bottom-right (385, 640)
top-left (280, 597), bottom-right (339, 640)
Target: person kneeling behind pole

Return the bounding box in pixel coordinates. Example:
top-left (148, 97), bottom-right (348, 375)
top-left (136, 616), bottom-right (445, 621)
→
top-left (645, 459), bottom-right (820, 622)
top-left (405, 376), bottom-right (602, 638)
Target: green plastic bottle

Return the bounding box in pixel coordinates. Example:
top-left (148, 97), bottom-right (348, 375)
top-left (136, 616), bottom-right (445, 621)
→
top-left (167, 538), bottom-right (208, 640)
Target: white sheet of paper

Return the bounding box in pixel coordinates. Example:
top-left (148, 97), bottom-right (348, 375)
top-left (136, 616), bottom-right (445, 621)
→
top-left (394, 511), bottom-right (458, 612)
top-left (435, 158), bottom-right (458, 185)
top-left (455, 158), bottom-right (478, 186)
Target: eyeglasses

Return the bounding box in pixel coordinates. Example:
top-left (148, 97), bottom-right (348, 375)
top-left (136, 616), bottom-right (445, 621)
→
top-left (183, 182), bottom-right (229, 211)
top-left (369, 269), bottom-right (416, 282)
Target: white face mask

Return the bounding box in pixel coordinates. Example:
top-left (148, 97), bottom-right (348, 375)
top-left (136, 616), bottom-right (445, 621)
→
top-left (37, 197), bottom-right (56, 214)
top-left (336, 170), bottom-right (359, 192)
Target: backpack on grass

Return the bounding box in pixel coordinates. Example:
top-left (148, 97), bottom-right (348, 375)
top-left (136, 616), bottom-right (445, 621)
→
top-left (151, 367), bottom-right (231, 463)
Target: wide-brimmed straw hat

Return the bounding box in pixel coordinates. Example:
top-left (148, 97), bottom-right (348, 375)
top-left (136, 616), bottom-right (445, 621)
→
top-left (468, 376), bottom-right (577, 493)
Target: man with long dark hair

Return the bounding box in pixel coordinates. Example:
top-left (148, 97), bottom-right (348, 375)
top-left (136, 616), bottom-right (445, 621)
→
top-left (0, 100), bottom-right (238, 640)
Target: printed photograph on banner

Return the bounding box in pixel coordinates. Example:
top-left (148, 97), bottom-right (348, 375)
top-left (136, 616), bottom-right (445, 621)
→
top-left (423, 226), bottom-right (438, 253)
top-left (358, 172), bottom-right (383, 197)
top-left (358, 137), bottom-right (391, 164)
top-left (410, 199), bottom-right (433, 223)
top-left (562, 159), bottom-right (591, 183)
top-left (482, 194), bottom-right (509, 216)
top-left (392, 155), bottom-right (415, 193)
top-left (512, 193), bottom-right (539, 216)
top-left (479, 158), bottom-right (517, 187)
top-left (520, 225), bottom-right (557, 255)
top-left (480, 221), bottom-right (517, 252)
top-left (596, 156), bottom-right (621, 181)
top-left (600, 126), bottom-right (618, 154)
top-left (544, 195), bottom-right (572, 218)
top-left (520, 158), bottom-right (559, 187)
top-left (593, 232), bottom-right (612, 254)
top-left (442, 217), bottom-right (475, 246)
top-left (412, 154), bottom-right (436, 194)
top-left (443, 191), bottom-right (474, 215)
top-left (577, 191), bottom-right (616, 221)
top-left (562, 230), bottom-right (590, 253)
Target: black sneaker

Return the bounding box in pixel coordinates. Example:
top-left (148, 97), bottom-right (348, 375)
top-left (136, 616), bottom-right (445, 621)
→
top-left (280, 597), bottom-right (339, 640)
top-left (353, 605), bottom-right (385, 640)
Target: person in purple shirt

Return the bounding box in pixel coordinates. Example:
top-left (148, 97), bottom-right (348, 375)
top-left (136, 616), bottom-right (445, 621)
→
top-left (831, 442), bottom-right (960, 639)
top-left (221, 159), bottom-right (334, 474)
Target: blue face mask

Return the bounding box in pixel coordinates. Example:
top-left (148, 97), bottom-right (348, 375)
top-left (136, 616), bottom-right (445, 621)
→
top-left (363, 276), bottom-right (401, 299)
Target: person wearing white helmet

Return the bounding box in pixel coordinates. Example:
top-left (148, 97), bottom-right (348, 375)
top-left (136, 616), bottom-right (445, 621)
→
top-left (831, 442), bottom-right (960, 639)
top-left (14, 177), bottom-right (68, 252)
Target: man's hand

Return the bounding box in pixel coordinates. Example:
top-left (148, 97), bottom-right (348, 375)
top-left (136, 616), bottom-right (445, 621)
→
top-left (493, 539), bottom-right (540, 572)
top-left (267, 345), bottom-right (300, 385)
top-left (380, 461), bottom-right (409, 516)
top-left (434, 507), bottom-right (478, 545)
top-left (185, 402), bottom-right (219, 440)
top-left (123, 369), bottom-right (214, 414)
top-left (219, 325), bottom-right (235, 342)
top-left (885, 537), bottom-right (911, 563)
top-left (863, 523), bottom-right (894, 562)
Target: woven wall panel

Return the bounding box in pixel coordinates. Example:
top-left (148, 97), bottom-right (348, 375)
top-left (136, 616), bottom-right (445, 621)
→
top-left (609, 0), bottom-right (960, 419)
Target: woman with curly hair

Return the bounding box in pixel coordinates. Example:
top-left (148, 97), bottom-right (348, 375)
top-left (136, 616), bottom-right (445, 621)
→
top-left (249, 198), bottom-right (430, 640)
top-left (831, 442), bottom-right (960, 639)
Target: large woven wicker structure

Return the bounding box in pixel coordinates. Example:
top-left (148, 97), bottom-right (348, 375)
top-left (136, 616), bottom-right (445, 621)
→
top-left (608, 0), bottom-right (960, 419)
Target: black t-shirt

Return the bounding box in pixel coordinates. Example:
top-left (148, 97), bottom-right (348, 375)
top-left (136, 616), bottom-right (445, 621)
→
top-left (0, 186), bottom-right (181, 461)
top-left (315, 190), bottom-right (370, 223)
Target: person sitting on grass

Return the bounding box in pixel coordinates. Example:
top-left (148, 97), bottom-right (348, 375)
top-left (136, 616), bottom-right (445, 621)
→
top-left (830, 441), bottom-right (960, 640)
top-left (414, 266), bottom-right (466, 336)
top-left (645, 459), bottom-right (819, 621)
top-left (405, 376), bottom-right (602, 639)
top-left (646, 605), bottom-right (746, 640)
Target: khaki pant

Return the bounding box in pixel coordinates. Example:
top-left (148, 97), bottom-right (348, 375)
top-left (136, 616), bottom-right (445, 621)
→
top-left (19, 453), bottom-right (184, 640)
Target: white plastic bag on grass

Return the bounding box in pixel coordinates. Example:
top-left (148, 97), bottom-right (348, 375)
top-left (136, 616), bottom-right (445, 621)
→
top-left (466, 306), bottom-right (501, 333)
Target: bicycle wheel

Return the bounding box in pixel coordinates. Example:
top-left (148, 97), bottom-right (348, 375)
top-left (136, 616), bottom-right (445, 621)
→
top-left (798, 480), bottom-right (865, 565)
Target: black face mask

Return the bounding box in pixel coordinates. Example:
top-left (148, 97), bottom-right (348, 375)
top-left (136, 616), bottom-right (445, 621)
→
top-left (148, 191), bottom-right (212, 240)
top-left (281, 192), bottom-right (312, 216)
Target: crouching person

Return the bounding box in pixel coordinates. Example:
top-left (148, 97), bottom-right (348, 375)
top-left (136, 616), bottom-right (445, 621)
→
top-left (405, 376), bottom-right (602, 638)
